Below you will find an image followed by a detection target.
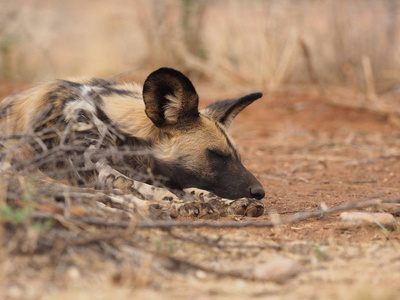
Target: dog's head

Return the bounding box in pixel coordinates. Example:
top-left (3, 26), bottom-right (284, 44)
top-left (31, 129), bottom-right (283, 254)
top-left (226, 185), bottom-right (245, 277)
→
top-left (143, 68), bottom-right (264, 200)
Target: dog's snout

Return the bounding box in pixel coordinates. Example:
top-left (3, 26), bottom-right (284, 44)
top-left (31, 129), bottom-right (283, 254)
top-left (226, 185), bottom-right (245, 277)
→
top-left (250, 186), bottom-right (265, 200)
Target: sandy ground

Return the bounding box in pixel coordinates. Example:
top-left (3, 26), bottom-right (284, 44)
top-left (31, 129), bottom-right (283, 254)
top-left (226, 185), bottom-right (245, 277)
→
top-left (0, 82), bottom-right (399, 299)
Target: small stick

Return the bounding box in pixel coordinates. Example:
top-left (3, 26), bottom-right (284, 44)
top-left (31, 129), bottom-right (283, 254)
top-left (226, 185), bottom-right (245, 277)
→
top-left (299, 38), bottom-right (326, 102)
top-left (362, 55), bottom-right (376, 102)
top-left (108, 65), bottom-right (145, 81)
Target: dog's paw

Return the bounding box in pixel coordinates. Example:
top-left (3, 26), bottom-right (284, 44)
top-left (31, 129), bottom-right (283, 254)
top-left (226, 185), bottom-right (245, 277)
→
top-left (228, 199), bottom-right (265, 217)
top-left (148, 203), bottom-right (171, 220)
top-left (170, 202), bottom-right (220, 219)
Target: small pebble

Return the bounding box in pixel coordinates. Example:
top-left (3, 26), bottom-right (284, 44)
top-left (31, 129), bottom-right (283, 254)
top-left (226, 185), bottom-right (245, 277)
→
top-left (66, 266), bottom-right (81, 281)
top-left (195, 270), bottom-right (207, 279)
top-left (340, 212), bottom-right (398, 230)
top-left (252, 257), bottom-right (300, 282)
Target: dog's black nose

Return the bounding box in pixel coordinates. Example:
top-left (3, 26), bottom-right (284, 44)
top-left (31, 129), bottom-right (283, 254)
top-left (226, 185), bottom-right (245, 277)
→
top-left (250, 187), bottom-right (265, 200)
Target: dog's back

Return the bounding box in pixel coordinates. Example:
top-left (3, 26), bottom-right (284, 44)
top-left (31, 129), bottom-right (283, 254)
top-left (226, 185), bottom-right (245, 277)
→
top-left (0, 68), bottom-right (265, 203)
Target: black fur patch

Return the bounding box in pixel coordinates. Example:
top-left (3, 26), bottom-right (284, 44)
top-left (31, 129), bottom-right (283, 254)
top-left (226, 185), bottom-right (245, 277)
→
top-left (46, 81), bottom-right (81, 107)
top-left (0, 102), bottom-right (13, 119)
top-left (58, 80), bottom-right (84, 89)
top-left (95, 106), bottom-right (112, 124)
top-left (88, 78), bottom-right (117, 87)
top-left (86, 78), bottom-right (135, 97)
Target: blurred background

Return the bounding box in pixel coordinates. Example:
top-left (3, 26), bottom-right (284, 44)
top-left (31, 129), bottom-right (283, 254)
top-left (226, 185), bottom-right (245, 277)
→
top-left (1, 0), bottom-right (400, 98)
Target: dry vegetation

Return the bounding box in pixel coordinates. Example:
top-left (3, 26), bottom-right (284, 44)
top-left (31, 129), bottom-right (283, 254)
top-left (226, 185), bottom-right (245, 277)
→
top-left (1, 0), bottom-right (400, 92)
top-left (1, 0), bottom-right (400, 299)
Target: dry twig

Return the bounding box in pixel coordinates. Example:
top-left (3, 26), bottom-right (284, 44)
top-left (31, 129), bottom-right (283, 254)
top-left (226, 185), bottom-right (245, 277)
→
top-left (31, 197), bottom-right (400, 230)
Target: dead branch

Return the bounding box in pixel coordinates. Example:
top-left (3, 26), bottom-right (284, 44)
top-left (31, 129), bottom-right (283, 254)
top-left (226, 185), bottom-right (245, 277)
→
top-left (108, 65), bottom-right (145, 81)
top-left (31, 197), bottom-right (400, 230)
top-left (324, 90), bottom-right (400, 115)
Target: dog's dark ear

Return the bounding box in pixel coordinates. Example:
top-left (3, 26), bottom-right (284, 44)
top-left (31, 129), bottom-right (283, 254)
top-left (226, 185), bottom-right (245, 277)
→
top-left (201, 92), bottom-right (262, 130)
top-left (143, 68), bottom-right (199, 127)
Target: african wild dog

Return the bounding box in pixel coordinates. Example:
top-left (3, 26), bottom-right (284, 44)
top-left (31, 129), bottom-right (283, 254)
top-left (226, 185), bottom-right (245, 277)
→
top-left (0, 68), bottom-right (265, 218)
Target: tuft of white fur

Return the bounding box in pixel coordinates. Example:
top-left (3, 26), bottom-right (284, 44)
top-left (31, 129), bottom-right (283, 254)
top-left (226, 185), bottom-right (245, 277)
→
top-left (164, 94), bottom-right (181, 123)
top-left (63, 85), bottom-right (108, 133)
